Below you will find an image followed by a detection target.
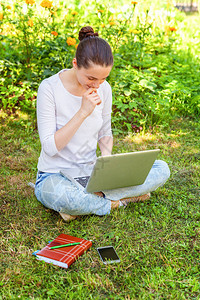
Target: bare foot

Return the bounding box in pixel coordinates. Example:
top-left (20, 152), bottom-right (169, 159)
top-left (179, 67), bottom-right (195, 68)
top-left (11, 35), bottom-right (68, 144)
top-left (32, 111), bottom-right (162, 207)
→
top-left (111, 200), bottom-right (120, 209)
top-left (120, 193), bottom-right (151, 206)
top-left (59, 212), bottom-right (78, 222)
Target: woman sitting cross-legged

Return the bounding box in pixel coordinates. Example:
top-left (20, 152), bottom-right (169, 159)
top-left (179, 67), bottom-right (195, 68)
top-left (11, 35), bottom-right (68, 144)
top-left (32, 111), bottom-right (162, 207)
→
top-left (34, 26), bottom-right (170, 221)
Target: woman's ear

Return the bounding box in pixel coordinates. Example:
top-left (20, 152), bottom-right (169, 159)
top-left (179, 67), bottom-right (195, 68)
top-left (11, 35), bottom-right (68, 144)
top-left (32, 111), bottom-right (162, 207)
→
top-left (72, 58), bottom-right (77, 69)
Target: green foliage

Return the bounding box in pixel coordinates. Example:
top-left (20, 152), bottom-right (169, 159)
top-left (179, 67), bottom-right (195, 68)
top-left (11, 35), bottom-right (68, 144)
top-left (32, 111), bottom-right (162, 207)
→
top-left (0, 0), bottom-right (200, 132)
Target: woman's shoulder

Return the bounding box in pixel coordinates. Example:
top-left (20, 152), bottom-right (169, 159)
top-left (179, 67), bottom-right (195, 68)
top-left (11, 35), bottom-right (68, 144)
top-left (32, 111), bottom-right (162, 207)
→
top-left (101, 79), bottom-right (111, 88)
top-left (100, 80), bottom-right (112, 93)
top-left (39, 69), bottom-right (67, 90)
top-left (99, 80), bottom-right (112, 99)
top-left (39, 72), bottom-right (59, 87)
top-left (37, 71), bottom-right (63, 100)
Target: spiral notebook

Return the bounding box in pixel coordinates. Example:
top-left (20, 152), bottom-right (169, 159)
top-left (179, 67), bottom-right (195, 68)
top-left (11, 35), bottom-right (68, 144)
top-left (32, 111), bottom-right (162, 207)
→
top-left (32, 234), bottom-right (92, 269)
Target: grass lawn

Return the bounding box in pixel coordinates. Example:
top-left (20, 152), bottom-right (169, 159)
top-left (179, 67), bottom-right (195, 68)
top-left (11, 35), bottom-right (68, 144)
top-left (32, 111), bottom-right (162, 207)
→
top-left (0, 112), bottom-right (199, 299)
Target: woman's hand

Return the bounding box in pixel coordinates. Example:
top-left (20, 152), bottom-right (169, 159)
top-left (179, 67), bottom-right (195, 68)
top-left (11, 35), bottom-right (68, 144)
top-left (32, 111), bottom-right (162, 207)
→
top-left (54, 89), bottom-right (101, 151)
top-left (80, 88), bottom-right (101, 118)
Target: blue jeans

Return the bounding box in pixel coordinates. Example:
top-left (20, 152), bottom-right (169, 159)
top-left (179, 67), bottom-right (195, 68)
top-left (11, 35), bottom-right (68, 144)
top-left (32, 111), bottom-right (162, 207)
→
top-left (35, 160), bottom-right (170, 216)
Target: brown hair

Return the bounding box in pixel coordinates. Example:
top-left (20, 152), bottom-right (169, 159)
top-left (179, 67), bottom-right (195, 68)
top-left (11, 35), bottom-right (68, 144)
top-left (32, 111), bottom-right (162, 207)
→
top-left (75, 26), bottom-right (113, 69)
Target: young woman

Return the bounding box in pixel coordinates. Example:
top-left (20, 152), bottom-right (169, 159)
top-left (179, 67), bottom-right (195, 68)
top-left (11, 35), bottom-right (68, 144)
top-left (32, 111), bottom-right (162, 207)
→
top-left (35, 26), bottom-right (170, 221)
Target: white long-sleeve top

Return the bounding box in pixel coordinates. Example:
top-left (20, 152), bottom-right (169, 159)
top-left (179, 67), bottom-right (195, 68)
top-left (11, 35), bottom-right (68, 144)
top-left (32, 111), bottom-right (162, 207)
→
top-left (36, 69), bottom-right (113, 173)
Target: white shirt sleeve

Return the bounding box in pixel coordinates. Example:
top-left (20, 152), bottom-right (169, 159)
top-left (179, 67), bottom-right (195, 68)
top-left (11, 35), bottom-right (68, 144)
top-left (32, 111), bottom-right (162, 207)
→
top-left (98, 82), bottom-right (113, 141)
top-left (37, 80), bottom-right (58, 157)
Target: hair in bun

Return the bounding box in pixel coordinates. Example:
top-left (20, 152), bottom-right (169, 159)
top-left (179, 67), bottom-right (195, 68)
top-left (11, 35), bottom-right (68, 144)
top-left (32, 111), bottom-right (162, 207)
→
top-left (78, 26), bottom-right (99, 41)
top-left (76, 26), bottom-right (113, 68)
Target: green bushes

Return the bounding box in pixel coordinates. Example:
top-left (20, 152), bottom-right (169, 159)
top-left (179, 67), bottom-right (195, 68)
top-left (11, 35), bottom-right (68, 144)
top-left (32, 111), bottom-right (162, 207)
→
top-left (0, 0), bottom-right (199, 132)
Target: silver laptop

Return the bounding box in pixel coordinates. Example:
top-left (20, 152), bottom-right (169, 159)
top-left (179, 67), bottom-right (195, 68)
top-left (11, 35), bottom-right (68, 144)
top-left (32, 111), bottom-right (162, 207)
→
top-left (60, 149), bottom-right (160, 193)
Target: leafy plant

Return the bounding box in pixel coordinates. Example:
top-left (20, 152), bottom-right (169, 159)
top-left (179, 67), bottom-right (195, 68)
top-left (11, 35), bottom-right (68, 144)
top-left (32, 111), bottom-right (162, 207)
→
top-left (0, 0), bottom-right (200, 132)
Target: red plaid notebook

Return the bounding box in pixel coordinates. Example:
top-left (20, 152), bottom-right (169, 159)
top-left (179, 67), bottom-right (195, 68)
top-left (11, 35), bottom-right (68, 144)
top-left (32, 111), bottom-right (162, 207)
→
top-left (33, 234), bottom-right (92, 269)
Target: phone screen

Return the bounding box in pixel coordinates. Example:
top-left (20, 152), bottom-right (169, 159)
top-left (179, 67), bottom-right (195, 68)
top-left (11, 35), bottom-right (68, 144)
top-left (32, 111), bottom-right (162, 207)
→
top-left (97, 246), bottom-right (120, 264)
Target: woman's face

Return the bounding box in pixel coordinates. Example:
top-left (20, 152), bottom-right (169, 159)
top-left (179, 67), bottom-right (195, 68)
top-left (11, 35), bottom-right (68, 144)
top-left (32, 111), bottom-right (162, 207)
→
top-left (73, 59), bottom-right (112, 90)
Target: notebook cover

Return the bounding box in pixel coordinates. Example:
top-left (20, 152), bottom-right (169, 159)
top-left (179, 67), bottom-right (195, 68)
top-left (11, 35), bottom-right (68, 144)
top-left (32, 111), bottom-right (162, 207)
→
top-left (36, 234), bottom-right (92, 268)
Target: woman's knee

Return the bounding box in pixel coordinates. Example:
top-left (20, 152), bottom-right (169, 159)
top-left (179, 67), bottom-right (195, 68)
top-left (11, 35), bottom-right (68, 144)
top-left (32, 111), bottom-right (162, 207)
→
top-left (39, 174), bottom-right (73, 211)
top-left (155, 159), bottom-right (170, 182)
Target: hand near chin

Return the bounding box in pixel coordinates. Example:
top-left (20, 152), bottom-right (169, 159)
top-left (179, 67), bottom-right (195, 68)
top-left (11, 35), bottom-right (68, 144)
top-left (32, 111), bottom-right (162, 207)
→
top-left (80, 88), bottom-right (102, 117)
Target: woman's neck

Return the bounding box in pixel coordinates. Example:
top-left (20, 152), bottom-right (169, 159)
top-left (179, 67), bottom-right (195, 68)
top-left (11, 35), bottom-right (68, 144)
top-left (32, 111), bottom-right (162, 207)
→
top-left (59, 68), bottom-right (86, 97)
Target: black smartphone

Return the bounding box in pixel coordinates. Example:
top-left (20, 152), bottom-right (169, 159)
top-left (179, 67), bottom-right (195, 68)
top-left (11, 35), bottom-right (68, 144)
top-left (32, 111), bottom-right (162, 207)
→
top-left (97, 246), bottom-right (120, 264)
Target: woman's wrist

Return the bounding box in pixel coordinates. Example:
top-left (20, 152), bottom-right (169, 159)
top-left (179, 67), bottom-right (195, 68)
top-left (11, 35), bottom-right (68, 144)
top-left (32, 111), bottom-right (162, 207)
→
top-left (78, 108), bottom-right (89, 119)
top-left (101, 151), bottom-right (112, 156)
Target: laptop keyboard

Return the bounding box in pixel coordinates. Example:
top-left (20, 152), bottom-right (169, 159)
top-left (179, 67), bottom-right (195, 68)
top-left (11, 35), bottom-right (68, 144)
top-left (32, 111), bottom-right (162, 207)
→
top-left (74, 176), bottom-right (90, 188)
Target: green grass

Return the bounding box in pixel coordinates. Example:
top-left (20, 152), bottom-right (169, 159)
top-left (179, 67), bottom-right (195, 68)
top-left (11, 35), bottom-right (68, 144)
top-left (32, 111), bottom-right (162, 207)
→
top-left (0, 112), bottom-right (199, 299)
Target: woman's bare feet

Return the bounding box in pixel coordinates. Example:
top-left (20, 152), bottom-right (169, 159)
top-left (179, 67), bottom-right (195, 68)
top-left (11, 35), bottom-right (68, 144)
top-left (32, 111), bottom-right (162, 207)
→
top-left (111, 200), bottom-right (120, 209)
top-left (120, 193), bottom-right (151, 206)
top-left (59, 212), bottom-right (78, 222)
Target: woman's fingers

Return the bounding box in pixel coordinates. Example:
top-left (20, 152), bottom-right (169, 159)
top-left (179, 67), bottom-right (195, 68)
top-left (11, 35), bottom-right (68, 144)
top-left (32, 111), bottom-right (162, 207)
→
top-left (91, 93), bottom-right (101, 105)
top-left (85, 88), bottom-right (101, 104)
top-left (81, 88), bottom-right (101, 117)
top-left (86, 88), bottom-right (97, 95)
